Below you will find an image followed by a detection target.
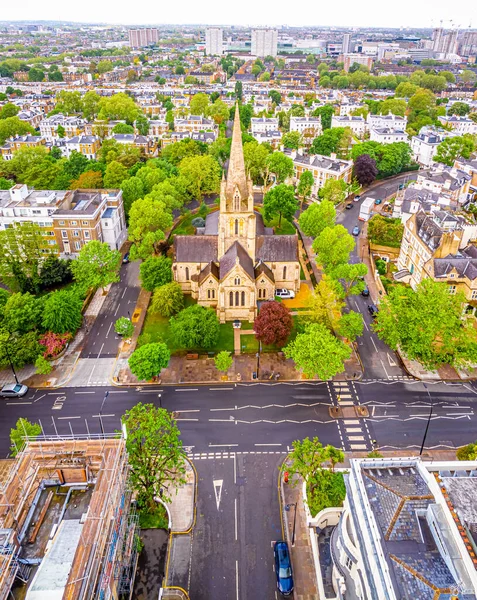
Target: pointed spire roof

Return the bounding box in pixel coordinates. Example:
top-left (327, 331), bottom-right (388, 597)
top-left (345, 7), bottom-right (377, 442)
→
top-left (226, 102), bottom-right (249, 201)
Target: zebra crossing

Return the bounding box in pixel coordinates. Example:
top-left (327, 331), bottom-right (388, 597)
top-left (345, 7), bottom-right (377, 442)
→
top-left (329, 381), bottom-right (373, 452)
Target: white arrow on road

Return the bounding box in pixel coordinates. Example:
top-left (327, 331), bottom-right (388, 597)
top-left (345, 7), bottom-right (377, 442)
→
top-left (387, 353), bottom-right (397, 367)
top-left (213, 479), bottom-right (223, 510)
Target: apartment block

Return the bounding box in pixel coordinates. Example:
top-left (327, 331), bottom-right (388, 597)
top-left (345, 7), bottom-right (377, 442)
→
top-left (39, 114), bottom-right (86, 142)
top-left (251, 116), bottom-right (279, 135)
top-left (369, 127), bottom-right (408, 144)
top-left (366, 113), bottom-right (408, 131)
top-left (438, 115), bottom-right (477, 135)
top-left (205, 27), bottom-right (223, 56)
top-left (56, 135), bottom-right (101, 160)
top-left (342, 53), bottom-right (373, 72)
top-left (128, 28), bottom-right (159, 48)
top-left (331, 115), bottom-right (365, 138)
top-left (289, 116), bottom-right (323, 143)
top-left (251, 28), bottom-right (278, 58)
top-left (289, 150), bottom-right (353, 198)
top-left (174, 115), bottom-right (217, 133)
top-left (0, 135), bottom-right (46, 160)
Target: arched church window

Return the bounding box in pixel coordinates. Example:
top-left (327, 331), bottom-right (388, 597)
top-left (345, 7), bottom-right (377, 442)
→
top-left (283, 266), bottom-right (287, 279)
top-left (185, 267), bottom-right (189, 280)
top-left (235, 219), bottom-right (239, 235)
top-left (241, 291), bottom-right (245, 306)
top-left (229, 291), bottom-right (234, 306)
top-left (234, 190), bottom-right (240, 211)
top-left (234, 277), bottom-right (241, 285)
top-left (235, 291), bottom-right (239, 306)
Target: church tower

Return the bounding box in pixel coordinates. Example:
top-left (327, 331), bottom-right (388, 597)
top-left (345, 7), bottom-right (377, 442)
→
top-left (217, 103), bottom-right (256, 260)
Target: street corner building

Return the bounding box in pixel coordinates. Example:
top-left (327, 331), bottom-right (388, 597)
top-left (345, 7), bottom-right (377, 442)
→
top-left (173, 105), bottom-right (300, 323)
top-left (0, 439), bottom-right (139, 600)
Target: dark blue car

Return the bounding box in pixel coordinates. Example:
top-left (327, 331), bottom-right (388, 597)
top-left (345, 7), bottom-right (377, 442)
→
top-left (274, 540), bottom-right (294, 596)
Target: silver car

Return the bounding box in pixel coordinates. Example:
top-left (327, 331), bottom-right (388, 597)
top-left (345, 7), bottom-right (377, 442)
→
top-left (1, 383), bottom-right (29, 398)
top-left (275, 289), bottom-right (296, 299)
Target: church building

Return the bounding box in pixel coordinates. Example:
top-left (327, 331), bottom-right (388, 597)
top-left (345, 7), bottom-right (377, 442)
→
top-left (173, 104), bottom-right (300, 323)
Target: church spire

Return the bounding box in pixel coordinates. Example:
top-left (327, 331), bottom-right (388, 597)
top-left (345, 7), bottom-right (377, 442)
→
top-left (226, 102), bottom-right (249, 201)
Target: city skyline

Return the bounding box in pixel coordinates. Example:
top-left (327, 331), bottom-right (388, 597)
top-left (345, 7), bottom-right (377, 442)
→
top-left (0, 0), bottom-right (475, 30)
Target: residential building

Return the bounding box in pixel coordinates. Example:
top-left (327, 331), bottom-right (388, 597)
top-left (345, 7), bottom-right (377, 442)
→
top-left (148, 119), bottom-right (170, 137)
top-left (39, 114), bottom-right (85, 142)
top-left (253, 129), bottom-right (282, 149)
top-left (0, 135), bottom-right (46, 160)
top-left (205, 27), bottom-right (223, 56)
top-left (289, 150), bottom-right (353, 198)
top-left (112, 134), bottom-right (158, 157)
top-left (370, 127), bottom-right (408, 144)
top-left (317, 457), bottom-right (477, 600)
top-left (367, 113), bottom-right (408, 131)
top-left (16, 108), bottom-right (43, 128)
top-left (128, 27), bottom-right (159, 48)
top-left (0, 439), bottom-right (139, 600)
top-left (173, 105), bottom-right (299, 322)
top-left (438, 115), bottom-right (477, 135)
top-left (410, 130), bottom-right (445, 167)
top-left (342, 53), bottom-right (373, 72)
top-left (331, 115), bottom-right (366, 138)
top-left (251, 117), bottom-right (279, 135)
top-left (289, 116), bottom-right (323, 143)
top-left (454, 156), bottom-right (477, 192)
top-left (342, 33), bottom-right (351, 54)
top-left (414, 165), bottom-right (472, 204)
top-left (162, 130), bottom-right (217, 147)
top-left (251, 28), bottom-right (278, 58)
top-left (174, 115), bottom-right (217, 134)
top-left (60, 135), bottom-right (101, 160)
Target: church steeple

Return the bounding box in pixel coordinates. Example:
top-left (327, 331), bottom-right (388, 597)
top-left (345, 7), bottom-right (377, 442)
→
top-left (225, 102), bottom-right (250, 204)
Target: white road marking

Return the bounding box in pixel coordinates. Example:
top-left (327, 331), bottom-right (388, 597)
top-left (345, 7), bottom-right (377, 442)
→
top-left (379, 359), bottom-right (390, 379)
top-left (209, 443), bottom-right (239, 447)
top-left (97, 344), bottom-right (104, 359)
top-left (254, 443), bottom-right (282, 446)
top-left (114, 305), bottom-right (120, 316)
top-left (105, 322), bottom-right (113, 338)
top-left (175, 388), bottom-right (198, 392)
top-left (75, 391), bottom-right (96, 394)
top-left (235, 498), bottom-right (238, 541)
top-left (213, 479), bottom-right (223, 510)
top-left (371, 337), bottom-right (379, 353)
top-left (387, 353), bottom-right (397, 367)
top-left (139, 389), bottom-right (163, 393)
top-left (6, 401), bottom-right (32, 405)
top-left (209, 387), bottom-right (234, 391)
top-left (33, 393), bottom-right (46, 403)
top-left (58, 416), bottom-right (81, 420)
top-left (175, 418), bottom-right (199, 422)
top-left (236, 560), bottom-right (239, 600)
top-left (92, 413), bottom-right (115, 418)
top-left (234, 452), bottom-right (237, 485)
top-left (87, 365), bottom-right (96, 385)
top-left (363, 320), bottom-right (369, 332)
top-left (121, 288), bottom-right (127, 299)
top-left (175, 409), bottom-right (201, 413)
top-left (109, 390), bottom-right (128, 394)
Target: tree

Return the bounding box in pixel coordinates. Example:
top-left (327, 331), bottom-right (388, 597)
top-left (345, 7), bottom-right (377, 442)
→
top-left (206, 99), bottom-right (230, 125)
top-left (310, 128), bottom-right (348, 157)
top-left (253, 301), bottom-right (293, 347)
top-left (70, 170), bottom-right (103, 190)
top-left (39, 256), bottom-right (72, 289)
top-left (0, 116), bottom-right (35, 144)
top-left (367, 214), bottom-right (404, 248)
top-left (10, 418), bottom-right (42, 456)
top-left (330, 262), bottom-right (368, 296)
top-left (82, 90), bottom-right (101, 120)
top-left (0, 103), bottom-right (19, 119)
top-left (235, 81), bottom-right (243, 101)
top-left (298, 201), bottom-right (336, 238)
top-left (0, 177), bottom-right (12, 189)
top-left (136, 114), bottom-right (150, 136)
top-left (461, 70), bottom-right (476, 84)
top-left (178, 155), bottom-right (221, 199)
top-left (457, 442), bottom-right (477, 461)
top-left (97, 59), bottom-right (113, 74)
top-left (28, 68), bottom-right (45, 82)
top-left (448, 102), bottom-right (471, 116)
top-left (35, 355), bottom-right (52, 375)
top-left (112, 123), bottom-right (135, 134)
top-left (122, 403), bottom-right (186, 511)
top-left (282, 131), bottom-right (302, 150)
top-left (0, 330), bottom-right (42, 370)
top-left (318, 179), bottom-right (347, 205)
top-left (190, 92), bottom-right (209, 116)
top-left (98, 92), bottom-right (139, 123)
top-left (56, 124), bottom-right (65, 138)
top-left (311, 105), bottom-right (335, 129)
top-left (265, 152), bottom-right (294, 185)
top-left (296, 170), bottom-right (314, 208)
top-left (170, 305), bottom-right (220, 349)
top-left (284, 323), bottom-right (351, 379)
top-left (128, 196), bottom-right (173, 259)
top-left (55, 90), bottom-right (83, 114)
top-left (139, 256), bottom-right (173, 291)
top-left (268, 90), bottom-right (281, 105)
top-left (243, 142), bottom-right (271, 185)
top-left (103, 160), bottom-right (129, 188)
top-left (380, 98), bottom-right (407, 117)
top-left (129, 343), bottom-right (170, 381)
top-left (312, 225), bottom-right (355, 271)
top-left (373, 278), bottom-right (477, 369)
top-left (115, 317), bottom-right (134, 338)
top-left (3, 292), bottom-right (42, 334)
top-left (288, 436), bottom-right (344, 482)
top-left (71, 240), bottom-right (121, 291)
top-left (42, 289), bottom-right (83, 334)
top-left (434, 135), bottom-right (475, 166)
top-left (150, 281), bottom-right (184, 317)
top-left (162, 139), bottom-right (206, 166)
top-left (263, 184), bottom-right (298, 227)
top-left (214, 351), bottom-right (233, 373)
top-left (337, 311), bottom-right (364, 341)
top-left (121, 176), bottom-right (144, 217)
top-left (306, 277), bottom-right (344, 332)
top-left (353, 154), bottom-right (378, 186)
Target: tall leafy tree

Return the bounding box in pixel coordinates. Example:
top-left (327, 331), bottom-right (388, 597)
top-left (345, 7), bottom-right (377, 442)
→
top-left (178, 155), bottom-right (221, 199)
top-left (353, 154), bottom-right (378, 186)
top-left (42, 289), bottom-right (83, 334)
top-left (434, 135), bottom-right (475, 167)
top-left (122, 403), bottom-right (186, 510)
top-left (214, 350), bottom-right (233, 373)
top-left (139, 256), bottom-right (173, 291)
top-left (254, 301), bottom-right (293, 347)
top-left (71, 240), bottom-right (121, 291)
top-left (306, 277), bottom-right (344, 332)
top-left (337, 311), bottom-right (364, 341)
top-left (170, 305), bottom-right (220, 349)
top-left (263, 184), bottom-right (298, 227)
top-left (298, 201), bottom-right (336, 238)
top-left (150, 281), bottom-right (184, 317)
top-left (128, 197), bottom-right (173, 259)
top-left (243, 142), bottom-right (271, 185)
top-left (103, 160), bottom-right (130, 188)
top-left (189, 92), bottom-right (209, 116)
top-left (282, 131), bottom-right (302, 150)
top-left (265, 152), bottom-right (294, 185)
top-left (296, 170), bottom-right (314, 208)
top-left (10, 418), bottom-right (42, 456)
top-left (128, 343), bottom-right (171, 381)
top-left (312, 225), bottom-right (355, 271)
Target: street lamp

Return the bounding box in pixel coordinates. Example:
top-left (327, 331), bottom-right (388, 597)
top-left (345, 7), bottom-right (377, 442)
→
top-left (419, 384), bottom-right (433, 456)
top-left (98, 390), bottom-right (109, 437)
top-left (285, 502), bottom-right (297, 547)
top-left (158, 393), bottom-right (162, 408)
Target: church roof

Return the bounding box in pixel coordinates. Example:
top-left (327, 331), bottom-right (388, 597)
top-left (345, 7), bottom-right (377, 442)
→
top-left (256, 235), bottom-right (298, 262)
top-left (255, 261), bottom-right (275, 282)
top-left (198, 261), bottom-right (219, 284)
top-left (225, 102), bottom-right (249, 201)
top-left (219, 241), bottom-right (255, 281)
top-left (174, 235), bottom-right (218, 263)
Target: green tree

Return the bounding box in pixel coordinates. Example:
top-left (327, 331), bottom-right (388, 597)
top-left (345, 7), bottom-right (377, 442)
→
top-left (28, 68), bottom-right (45, 82)
top-left (0, 116), bottom-right (35, 144)
top-left (337, 311), bottom-right (364, 341)
top-left (284, 323), bottom-right (351, 379)
top-left (282, 131), bottom-right (302, 150)
top-left (112, 123), bottom-right (135, 134)
top-left (150, 281), bottom-right (184, 317)
top-left (306, 277), bottom-right (344, 332)
top-left (97, 59), bottom-right (113, 74)
top-left (3, 292), bottom-right (42, 334)
top-left (434, 135), bottom-right (475, 166)
top-left (121, 176), bottom-right (144, 217)
top-left (329, 262), bottom-right (368, 296)
top-left (82, 90), bottom-right (101, 120)
top-left (214, 350), bottom-right (233, 373)
top-left (71, 240), bottom-right (121, 291)
top-left (311, 105), bottom-right (335, 129)
top-left (115, 317), bottom-right (134, 338)
top-left (318, 179), bottom-right (347, 205)
top-left (129, 343), bottom-right (170, 381)
top-left (367, 214), bottom-right (404, 248)
top-left (170, 305), bottom-right (220, 349)
top-left (162, 138), bottom-right (207, 166)
top-left (0, 103), bottom-right (19, 119)
top-left (139, 256), bottom-right (173, 291)
top-left (122, 403), bottom-right (186, 510)
top-left (457, 442), bottom-right (477, 461)
top-left (380, 98), bottom-right (407, 116)
top-left (243, 142), bottom-right (271, 185)
top-left (190, 92), bottom-right (209, 116)
top-left (310, 128), bottom-right (348, 157)
top-left (55, 90), bottom-right (83, 114)
top-left (448, 102), bottom-right (471, 116)
top-left (268, 90), bottom-right (281, 105)
top-left (35, 355), bottom-right (52, 375)
top-left (98, 92), bottom-right (139, 123)
top-left (128, 196), bottom-right (173, 259)
top-left (296, 170), bottom-right (314, 208)
top-left (0, 330), bottom-right (42, 370)
top-left (42, 289), bottom-right (83, 334)
top-left (373, 278), bottom-right (477, 369)
top-left (263, 184), bottom-right (298, 227)
top-left (103, 160), bottom-right (130, 188)
top-left (298, 201), bottom-right (336, 238)
top-left (235, 81), bottom-right (243, 101)
top-left (10, 418), bottom-right (42, 456)
top-left (312, 225), bottom-right (355, 271)
top-left (265, 151), bottom-right (294, 185)
top-left (461, 70), bottom-right (476, 84)
top-left (206, 99), bottom-right (230, 125)
top-left (178, 155), bottom-right (221, 199)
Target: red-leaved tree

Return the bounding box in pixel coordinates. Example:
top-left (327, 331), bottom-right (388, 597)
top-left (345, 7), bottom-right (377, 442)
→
top-left (39, 332), bottom-right (72, 359)
top-left (353, 154), bottom-right (378, 187)
top-left (254, 301), bottom-right (293, 347)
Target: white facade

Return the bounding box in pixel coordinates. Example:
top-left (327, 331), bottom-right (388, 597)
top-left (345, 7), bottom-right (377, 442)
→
top-left (289, 116), bottom-right (322, 137)
top-left (251, 117), bottom-right (279, 135)
top-left (342, 33), bottom-right (351, 54)
top-left (251, 29), bottom-right (278, 58)
top-left (331, 115), bottom-right (366, 138)
top-left (410, 132), bottom-right (442, 167)
top-left (438, 115), bottom-right (477, 135)
top-left (205, 28), bottom-right (224, 56)
top-left (101, 206), bottom-right (127, 251)
top-left (370, 127), bottom-right (408, 144)
top-left (366, 113), bottom-right (407, 131)
top-left (128, 28), bottom-right (159, 48)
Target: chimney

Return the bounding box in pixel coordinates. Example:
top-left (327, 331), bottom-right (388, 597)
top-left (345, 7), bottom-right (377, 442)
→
top-left (330, 153), bottom-right (337, 160)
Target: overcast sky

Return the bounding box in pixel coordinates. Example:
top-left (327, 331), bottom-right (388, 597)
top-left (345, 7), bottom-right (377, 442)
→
top-left (1, 0), bottom-right (474, 30)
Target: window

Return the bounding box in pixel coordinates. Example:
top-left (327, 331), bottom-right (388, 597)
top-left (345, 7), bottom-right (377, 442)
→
top-left (82, 220), bottom-right (88, 225)
top-left (59, 220), bottom-right (65, 226)
top-left (61, 230), bottom-right (68, 238)
top-left (472, 290), bottom-right (477, 300)
top-left (235, 219), bottom-right (239, 235)
top-left (229, 291), bottom-right (234, 306)
top-left (258, 288), bottom-right (262, 299)
top-left (84, 231), bottom-right (90, 239)
top-left (70, 220), bottom-right (77, 226)
top-left (241, 291), bottom-right (245, 306)
top-left (448, 285), bottom-right (456, 294)
top-left (345, 557), bottom-right (353, 571)
top-left (74, 241), bottom-right (81, 250)
top-left (235, 291), bottom-right (239, 306)
top-left (283, 266), bottom-right (287, 279)
top-left (48, 240), bottom-right (56, 245)
top-left (73, 230), bottom-right (79, 237)
top-left (185, 267), bottom-right (189, 280)
top-left (234, 277), bottom-right (241, 285)
top-left (207, 289), bottom-right (215, 300)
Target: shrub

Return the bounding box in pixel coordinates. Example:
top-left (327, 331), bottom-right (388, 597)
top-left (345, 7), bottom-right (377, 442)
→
top-left (39, 332), bottom-right (72, 359)
top-left (191, 217), bottom-right (206, 228)
top-left (115, 317), bottom-right (134, 338)
top-left (35, 355), bottom-right (52, 375)
top-left (150, 282), bottom-right (184, 317)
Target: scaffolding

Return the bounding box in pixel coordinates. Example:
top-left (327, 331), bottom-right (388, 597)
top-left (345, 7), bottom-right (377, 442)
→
top-left (0, 437), bottom-right (139, 600)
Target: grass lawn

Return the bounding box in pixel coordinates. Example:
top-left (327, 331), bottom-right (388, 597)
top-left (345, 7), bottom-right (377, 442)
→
top-left (256, 206), bottom-right (296, 235)
top-left (138, 503), bottom-right (169, 529)
top-left (171, 205), bottom-right (212, 238)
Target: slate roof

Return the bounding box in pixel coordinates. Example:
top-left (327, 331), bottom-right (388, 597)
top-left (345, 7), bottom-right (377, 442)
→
top-left (198, 261), bottom-right (219, 284)
top-left (433, 256), bottom-right (477, 280)
top-left (256, 235), bottom-right (298, 262)
top-left (254, 261), bottom-right (275, 282)
top-left (415, 211), bottom-right (446, 250)
top-left (174, 235), bottom-right (218, 263)
top-left (219, 241), bottom-right (254, 280)
top-left (293, 151), bottom-right (351, 172)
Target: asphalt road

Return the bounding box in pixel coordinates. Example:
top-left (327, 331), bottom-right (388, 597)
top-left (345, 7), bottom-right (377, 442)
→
top-left (81, 259), bottom-right (141, 359)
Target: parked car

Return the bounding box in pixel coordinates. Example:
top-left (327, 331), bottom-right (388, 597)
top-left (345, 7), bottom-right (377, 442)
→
top-left (374, 198), bottom-right (382, 205)
top-left (345, 203), bottom-right (353, 210)
top-left (361, 287), bottom-right (369, 297)
top-left (274, 541), bottom-right (294, 596)
top-left (398, 183), bottom-right (405, 190)
top-left (122, 252), bottom-right (130, 264)
top-left (353, 195), bottom-right (361, 202)
top-left (1, 383), bottom-right (29, 398)
top-left (352, 226), bottom-right (360, 236)
top-left (275, 289), bottom-right (295, 299)
top-left (368, 304), bottom-right (379, 317)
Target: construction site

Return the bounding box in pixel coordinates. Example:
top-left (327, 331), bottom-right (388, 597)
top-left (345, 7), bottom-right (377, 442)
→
top-left (0, 438), bottom-right (140, 600)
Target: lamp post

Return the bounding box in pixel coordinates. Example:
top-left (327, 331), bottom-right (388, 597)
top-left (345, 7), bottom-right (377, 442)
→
top-left (419, 383), bottom-right (433, 456)
top-left (98, 390), bottom-right (109, 437)
top-left (158, 393), bottom-right (162, 408)
top-left (285, 502), bottom-right (297, 547)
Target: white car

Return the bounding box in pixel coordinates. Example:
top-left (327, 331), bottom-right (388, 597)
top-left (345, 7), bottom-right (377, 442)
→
top-left (1, 383), bottom-right (29, 398)
top-left (275, 289), bottom-right (295, 299)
